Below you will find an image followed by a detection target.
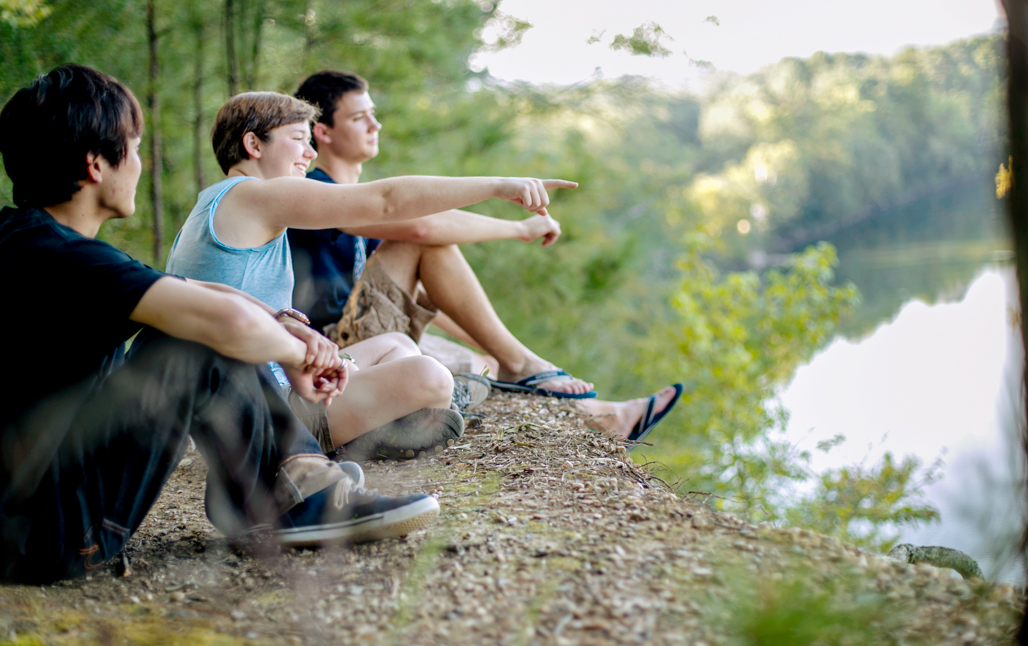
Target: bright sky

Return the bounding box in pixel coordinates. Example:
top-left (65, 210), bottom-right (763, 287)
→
top-left (473, 0), bottom-right (1005, 86)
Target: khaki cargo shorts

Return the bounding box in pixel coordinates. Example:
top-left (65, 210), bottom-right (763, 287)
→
top-left (328, 254), bottom-right (475, 374)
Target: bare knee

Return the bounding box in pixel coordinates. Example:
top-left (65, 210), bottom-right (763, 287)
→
top-left (407, 356), bottom-right (454, 407)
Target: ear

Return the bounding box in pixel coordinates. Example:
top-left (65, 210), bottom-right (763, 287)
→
top-left (312, 122), bottom-right (331, 146)
top-left (242, 132), bottom-right (262, 160)
top-left (84, 151), bottom-right (103, 184)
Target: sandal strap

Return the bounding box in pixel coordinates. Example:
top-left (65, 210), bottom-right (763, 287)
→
top-left (517, 369), bottom-right (571, 387)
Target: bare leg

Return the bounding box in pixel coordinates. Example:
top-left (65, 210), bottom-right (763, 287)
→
top-left (468, 352), bottom-right (499, 379)
top-left (576, 386), bottom-right (680, 439)
top-left (344, 332), bottom-right (422, 367)
top-left (373, 241), bottom-right (593, 395)
top-left (325, 355), bottom-right (453, 446)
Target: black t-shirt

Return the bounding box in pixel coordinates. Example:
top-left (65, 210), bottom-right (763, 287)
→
top-left (0, 206), bottom-right (165, 489)
top-left (288, 168), bottom-right (381, 330)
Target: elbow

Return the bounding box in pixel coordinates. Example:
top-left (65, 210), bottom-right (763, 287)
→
top-left (404, 222), bottom-right (435, 244)
top-left (377, 187), bottom-right (399, 223)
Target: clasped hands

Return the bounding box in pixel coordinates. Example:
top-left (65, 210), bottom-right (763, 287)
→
top-left (279, 317), bottom-right (355, 406)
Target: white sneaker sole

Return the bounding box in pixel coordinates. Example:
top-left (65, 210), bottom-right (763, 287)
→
top-left (273, 496), bottom-right (440, 547)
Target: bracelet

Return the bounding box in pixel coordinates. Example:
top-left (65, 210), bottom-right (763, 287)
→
top-left (274, 308), bottom-right (311, 326)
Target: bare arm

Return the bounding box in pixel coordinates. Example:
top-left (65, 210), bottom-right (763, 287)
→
top-left (182, 278), bottom-right (340, 370)
top-left (184, 278), bottom-right (275, 315)
top-left (131, 276), bottom-right (307, 367)
top-left (343, 210), bottom-right (562, 247)
top-left (226, 175), bottom-right (576, 232)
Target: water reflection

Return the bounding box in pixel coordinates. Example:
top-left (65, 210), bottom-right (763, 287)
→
top-left (780, 180), bottom-right (1025, 583)
top-left (782, 269), bottom-right (1025, 583)
top-left (830, 180), bottom-right (1010, 338)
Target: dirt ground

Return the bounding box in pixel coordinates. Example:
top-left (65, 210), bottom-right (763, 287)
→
top-left (0, 392), bottom-right (1023, 645)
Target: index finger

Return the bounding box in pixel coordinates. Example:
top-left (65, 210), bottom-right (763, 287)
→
top-left (541, 179), bottom-right (578, 190)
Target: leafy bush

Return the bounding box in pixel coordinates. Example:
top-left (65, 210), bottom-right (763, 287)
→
top-left (639, 238), bottom-right (937, 549)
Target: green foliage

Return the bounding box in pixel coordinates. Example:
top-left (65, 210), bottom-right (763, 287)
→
top-left (0, 0), bottom-right (502, 264)
top-left (656, 239), bottom-right (859, 452)
top-left (609, 22), bottom-right (673, 58)
top-left (689, 36), bottom-right (1005, 250)
top-left (0, 0), bottom-right (51, 27)
top-left (636, 238), bottom-right (937, 549)
top-left (713, 567), bottom-right (899, 646)
top-left (786, 453), bottom-right (941, 551)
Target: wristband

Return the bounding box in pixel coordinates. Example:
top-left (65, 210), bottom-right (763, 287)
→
top-left (274, 308), bottom-right (311, 326)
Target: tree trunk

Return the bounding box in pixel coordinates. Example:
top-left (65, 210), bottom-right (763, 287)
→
top-left (1003, 1), bottom-right (1028, 643)
top-left (303, 0), bottom-right (315, 56)
top-left (224, 0), bottom-right (238, 96)
top-left (146, 0), bottom-right (163, 263)
top-left (245, 0), bottom-right (265, 90)
top-left (193, 19), bottom-right (206, 197)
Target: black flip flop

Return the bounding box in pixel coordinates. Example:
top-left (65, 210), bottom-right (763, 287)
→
top-left (627, 383), bottom-right (683, 443)
top-left (488, 369), bottom-right (598, 399)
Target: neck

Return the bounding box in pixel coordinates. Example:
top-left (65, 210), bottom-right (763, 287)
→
top-left (227, 163), bottom-right (262, 180)
top-left (313, 154), bottom-right (362, 185)
top-left (43, 199), bottom-right (109, 239)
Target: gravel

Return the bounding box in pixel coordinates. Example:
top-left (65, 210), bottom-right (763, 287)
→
top-left (0, 392), bottom-right (1021, 645)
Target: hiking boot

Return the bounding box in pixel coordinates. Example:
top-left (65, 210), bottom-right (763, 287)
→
top-left (333, 407), bottom-right (465, 461)
top-left (452, 373), bottom-right (490, 415)
top-left (273, 478), bottom-right (439, 546)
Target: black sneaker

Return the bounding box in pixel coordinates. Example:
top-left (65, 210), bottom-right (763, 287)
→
top-left (274, 479), bottom-right (439, 546)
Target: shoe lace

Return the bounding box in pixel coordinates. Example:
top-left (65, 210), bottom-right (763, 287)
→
top-left (451, 381), bottom-right (476, 414)
top-left (330, 474), bottom-right (371, 510)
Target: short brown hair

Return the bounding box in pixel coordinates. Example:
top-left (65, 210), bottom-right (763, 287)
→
top-left (211, 92), bottom-right (319, 173)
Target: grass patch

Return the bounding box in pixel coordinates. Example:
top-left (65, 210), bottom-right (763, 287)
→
top-left (708, 567), bottom-right (902, 646)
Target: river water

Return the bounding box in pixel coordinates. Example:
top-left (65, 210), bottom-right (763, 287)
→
top-left (777, 179), bottom-right (1027, 584)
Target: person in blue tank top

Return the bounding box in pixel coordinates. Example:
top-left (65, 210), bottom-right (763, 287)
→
top-left (291, 71), bottom-right (683, 443)
top-left (167, 91), bottom-right (577, 460)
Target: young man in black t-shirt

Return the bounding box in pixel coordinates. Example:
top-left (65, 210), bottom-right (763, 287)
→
top-left (0, 65), bottom-right (439, 584)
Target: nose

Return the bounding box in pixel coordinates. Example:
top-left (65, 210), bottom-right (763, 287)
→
top-left (370, 115), bottom-right (382, 133)
top-left (305, 140), bottom-right (317, 160)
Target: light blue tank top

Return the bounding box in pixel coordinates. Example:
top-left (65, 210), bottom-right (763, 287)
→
top-left (166, 176), bottom-right (294, 386)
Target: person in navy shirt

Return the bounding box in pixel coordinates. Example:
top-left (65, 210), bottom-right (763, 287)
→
top-left (292, 71), bottom-right (682, 442)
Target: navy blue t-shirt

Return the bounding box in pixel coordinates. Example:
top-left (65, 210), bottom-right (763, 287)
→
top-left (0, 206), bottom-right (165, 493)
top-left (288, 168), bottom-right (381, 330)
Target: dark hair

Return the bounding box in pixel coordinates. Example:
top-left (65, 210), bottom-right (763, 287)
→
top-left (0, 64), bottom-right (143, 208)
top-left (295, 70), bottom-right (369, 130)
top-left (212, 92), bottom-right (319, 174)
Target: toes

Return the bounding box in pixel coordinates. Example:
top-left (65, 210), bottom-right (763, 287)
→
top-left (537, 379), bottom-right (578, 394)
top-left (542, 377), bottom-right (592, 394)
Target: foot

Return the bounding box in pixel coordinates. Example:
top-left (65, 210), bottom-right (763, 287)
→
top-left (272, 478), bottom-right (439, 546)
top-left (580, 386), bottom-right (679, 439)
top-left (497, 357), bottom-right (594, 395)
